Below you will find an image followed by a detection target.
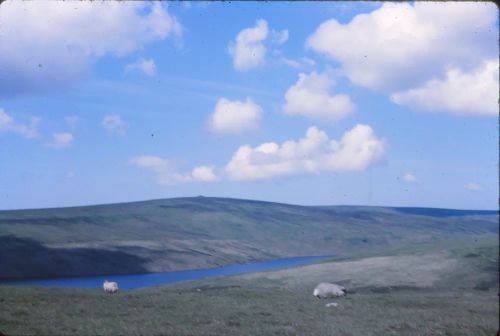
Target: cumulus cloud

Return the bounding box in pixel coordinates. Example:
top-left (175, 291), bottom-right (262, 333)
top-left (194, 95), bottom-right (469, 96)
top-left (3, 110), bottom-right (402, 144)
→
top-left (191, 166), bottom-right (218, 182)
top-left (464, 182), bottom-right (484, 191)
top-left (0, 1), bottom-right (181, 96)
top-left (306, 2), bottom-right (498, 114)
top-left (208, 97), bottom-right (262, 134)
top-left (0, 108), bottom-right (40, 138)
top-left (225, 124), bottom-right (384, 180)
top-left (125, 58), bottom-right (156, 76)
top-left (228, 20), bottom-right (290, 71)
top-left (46, 132), bottom-right (73, 149)
top-left (403, 173), bottom-right (416, 183)
top-left (229, 19), bottom-right (269, 71)
top-left (130, 155), bottom-right (218, 185)
top-left (283, 71), bottom-right (354, 122)
top-left (391, 59), bottom-right (499, 116)
top-left (102, 114), bottom-right (127, 135)
top-left (307, 2), bottom-right (496, 90)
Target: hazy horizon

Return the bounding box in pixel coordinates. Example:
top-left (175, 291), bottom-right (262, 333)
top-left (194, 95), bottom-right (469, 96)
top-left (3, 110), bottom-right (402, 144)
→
top-left (1, 194), bottom-right (498, 212)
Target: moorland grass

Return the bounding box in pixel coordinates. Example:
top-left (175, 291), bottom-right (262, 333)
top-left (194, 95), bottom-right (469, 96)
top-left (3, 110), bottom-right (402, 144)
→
top-left (1, 237), bottom-right (498, 336)
top-left (1, 197), bottom-right (498, 280)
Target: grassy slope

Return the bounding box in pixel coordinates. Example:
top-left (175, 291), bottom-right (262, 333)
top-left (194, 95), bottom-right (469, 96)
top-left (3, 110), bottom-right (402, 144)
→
top-left (1, 236), bottom-right (497, 336)
top-left (0, 197), bottom-right (498, 279)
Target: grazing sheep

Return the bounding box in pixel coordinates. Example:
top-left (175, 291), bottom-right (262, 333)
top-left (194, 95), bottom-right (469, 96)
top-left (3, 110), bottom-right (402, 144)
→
top-left (103, 280), bottom-right (118, 294)
top-left (313, 283), bottom-right (346, 298)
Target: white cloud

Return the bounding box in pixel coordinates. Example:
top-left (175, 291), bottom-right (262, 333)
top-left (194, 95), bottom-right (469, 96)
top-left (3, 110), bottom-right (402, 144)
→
top-left (125, 58), bottom-right (156, 76)
top-left (130, 155), bottom-right (168, 173)
top-left (283, 71), bottom-right (354, 122)
top-left (306, 2), bottom-right (498, 114)
top-left (0, 108), bottom-right (40, 138)
top-left (208, 97), bottom-right (262, 134)
top-left (282, 57), bottom-right (315, 69)
top-left (130, 155), bottom-right (218, 185)
top-left (102, 114), bottom-right (127, 135)
top-left (181, 1), bottom-right (210, 10)
top-left (229, 19), bottom-right (269, 71)
top-left (228, 20), bottom-right (292, 71)
top-left (464, 182), bottom-right (484, 191)
top-left (0, 1), bottom-right (181, 96)
top-left (403, 173), bottom-right (416, 183)
top-left (46, 132), bottom-right (73, 149)
top-left (191, 166), bottom-right (218, 182)
top-left (282, 58), bottom-right (301, 68)
top-left (225, 124), bottom-right (384, 180)
top-left (391, 59), bottom-right (499, 116)
top-left (271, 29), bottom-right (289, 45)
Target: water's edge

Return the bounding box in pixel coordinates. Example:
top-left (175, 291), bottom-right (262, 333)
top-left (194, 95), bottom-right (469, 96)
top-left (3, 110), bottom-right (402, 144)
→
top-left (1, 256), bottom-right (332, 289)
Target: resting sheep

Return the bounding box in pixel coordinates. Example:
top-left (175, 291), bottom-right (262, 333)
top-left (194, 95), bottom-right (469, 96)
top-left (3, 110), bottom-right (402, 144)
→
top-left (313, 283), bottom-right (346, 298)
top-left (103, 280), bottom-right (118, 294)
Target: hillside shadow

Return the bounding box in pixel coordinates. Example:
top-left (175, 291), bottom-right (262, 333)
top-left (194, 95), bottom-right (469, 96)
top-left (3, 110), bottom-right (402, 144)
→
top-left (0, 235), bottom-right (149, 280)
top-left (392, 207), bottom-right (499, 217)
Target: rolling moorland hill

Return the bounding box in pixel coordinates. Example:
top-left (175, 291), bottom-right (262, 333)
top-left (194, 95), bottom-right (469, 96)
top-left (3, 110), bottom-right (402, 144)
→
top-left (0, 197), bottom-right (498, 279)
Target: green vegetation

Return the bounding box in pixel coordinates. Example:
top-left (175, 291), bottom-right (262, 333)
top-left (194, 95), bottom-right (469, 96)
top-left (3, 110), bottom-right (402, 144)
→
top-left (0, 197), bottom-right (497, 279)
top-left (0, 197), bottom-right (497, 334)
top-left (1, 236), bottom-right (497, 335)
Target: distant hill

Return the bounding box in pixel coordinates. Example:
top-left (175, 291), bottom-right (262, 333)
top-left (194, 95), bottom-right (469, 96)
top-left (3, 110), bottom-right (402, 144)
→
top-left (0, 197), bottom-right (497, 279)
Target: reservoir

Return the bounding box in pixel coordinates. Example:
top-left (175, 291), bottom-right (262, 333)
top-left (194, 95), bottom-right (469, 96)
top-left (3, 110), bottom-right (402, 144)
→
top-left (1, 256), bottom-right (330, 289)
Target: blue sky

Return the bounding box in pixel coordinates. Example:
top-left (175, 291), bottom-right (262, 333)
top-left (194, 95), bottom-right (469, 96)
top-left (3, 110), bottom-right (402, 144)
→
top-left (0, 1), bottom-right (498, 210)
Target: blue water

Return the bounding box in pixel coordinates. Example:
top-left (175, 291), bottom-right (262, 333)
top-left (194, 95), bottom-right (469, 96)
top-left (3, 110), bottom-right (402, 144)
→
top-left (1, 256), bottom-right (330, 289)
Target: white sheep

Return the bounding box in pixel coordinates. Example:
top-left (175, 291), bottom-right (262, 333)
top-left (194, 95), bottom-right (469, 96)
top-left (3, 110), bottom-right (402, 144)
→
top-left (313, 283), bottom-right (346, 298)
top-left (103, 280), bottom-right (119, 294)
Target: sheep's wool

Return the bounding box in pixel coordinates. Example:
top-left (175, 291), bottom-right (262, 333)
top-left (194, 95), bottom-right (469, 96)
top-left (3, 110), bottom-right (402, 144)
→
top-left (103, 280), bottom-right (119, 294)
top-left (313, 283), bottom-right (345, 298)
